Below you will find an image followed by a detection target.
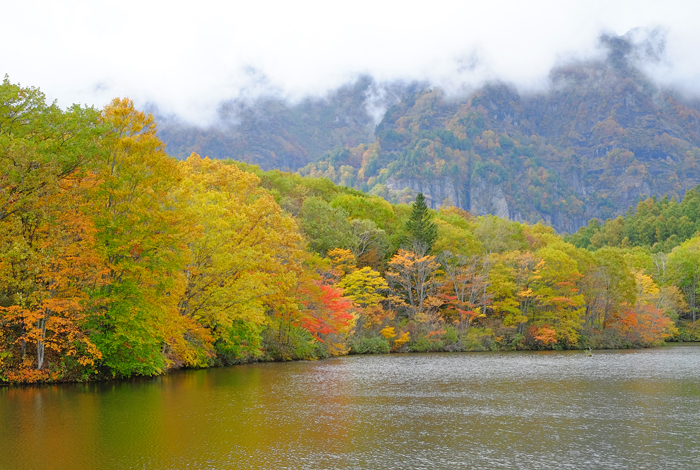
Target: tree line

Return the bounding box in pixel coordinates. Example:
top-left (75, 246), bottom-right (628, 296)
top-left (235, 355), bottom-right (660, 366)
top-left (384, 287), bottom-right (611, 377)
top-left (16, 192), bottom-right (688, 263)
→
top-left (1, 77), bottom-right (696, 384)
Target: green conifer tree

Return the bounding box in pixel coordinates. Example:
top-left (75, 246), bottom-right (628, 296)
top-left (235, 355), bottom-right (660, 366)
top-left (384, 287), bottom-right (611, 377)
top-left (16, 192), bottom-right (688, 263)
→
top-left (403, 193), bottom-right (437, 253)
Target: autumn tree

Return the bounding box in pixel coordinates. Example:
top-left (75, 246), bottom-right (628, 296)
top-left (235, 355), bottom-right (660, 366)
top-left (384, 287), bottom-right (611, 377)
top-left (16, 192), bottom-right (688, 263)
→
top-left (529, 246), bottom-right (585, 345)
top-left (299, 196), bottom-right (356, 256)
top-left (581, 247), bottom-right (637, 328)
top-left (339, 267), bottom-right (388, 309)
top-left (297, 281), bottom-right (355, 356)
top-left (176, 154), bottom-right (303, 365)
top-left (0, 176), bottom-right (105, 382)
top-left (668, 237), bottom-right (700, 322)
top-left (386, 248), bottom-right (441, 321)
top-left (0, 78), bottom-right (105, 382)
top-left (488, 251), bottom-right (541, 333)
top-left (89, 98), bottom-right (189, 377)
top-left (338, 266), bottom-right (390, 331)
top-left (263, 250), bottom-right (351, 360)
top-left (438, 252), bottom-right (491, 330)
top-left (608, 271), bottom-right (678, 345)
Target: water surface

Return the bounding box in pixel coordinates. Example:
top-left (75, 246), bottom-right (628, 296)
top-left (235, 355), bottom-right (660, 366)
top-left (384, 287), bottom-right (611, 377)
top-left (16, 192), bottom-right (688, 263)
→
top-left (2, 346), bottom-right (699, 469)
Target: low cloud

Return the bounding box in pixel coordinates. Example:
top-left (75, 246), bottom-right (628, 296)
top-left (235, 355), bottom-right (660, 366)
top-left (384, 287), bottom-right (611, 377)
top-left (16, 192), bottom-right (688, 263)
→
top-left (3, 0), bottom-right (700, 125)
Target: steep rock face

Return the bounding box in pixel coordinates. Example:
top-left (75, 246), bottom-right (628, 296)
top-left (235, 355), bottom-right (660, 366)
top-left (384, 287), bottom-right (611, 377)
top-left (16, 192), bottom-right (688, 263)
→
top-left (386, 176), bottom-right (463, 210)
top-left (468, 178), bottom-right (510, 220)
top-left (387, 175), bottom-right (511, 219)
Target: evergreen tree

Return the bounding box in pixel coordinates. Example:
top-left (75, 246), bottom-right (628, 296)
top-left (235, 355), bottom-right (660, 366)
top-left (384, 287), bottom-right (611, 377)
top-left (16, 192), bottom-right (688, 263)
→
top-left (404, 193), bottom-right (437, 253)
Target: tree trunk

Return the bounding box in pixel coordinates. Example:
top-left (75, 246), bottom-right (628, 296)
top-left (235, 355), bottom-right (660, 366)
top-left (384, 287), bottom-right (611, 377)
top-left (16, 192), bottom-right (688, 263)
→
top-left (36, 314), bottom-right (48, 370)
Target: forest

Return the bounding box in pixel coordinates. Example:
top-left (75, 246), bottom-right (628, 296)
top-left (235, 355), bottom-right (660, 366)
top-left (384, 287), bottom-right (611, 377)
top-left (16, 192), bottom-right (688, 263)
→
top-left (1, 76), bottom-right (699, 384)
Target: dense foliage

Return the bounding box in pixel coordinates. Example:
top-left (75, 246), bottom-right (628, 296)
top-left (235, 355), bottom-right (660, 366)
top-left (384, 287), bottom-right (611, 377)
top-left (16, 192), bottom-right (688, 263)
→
top-left (568, 188), bottom-right (700, 252)
top-left (2, 76), bottom-right (697, 384)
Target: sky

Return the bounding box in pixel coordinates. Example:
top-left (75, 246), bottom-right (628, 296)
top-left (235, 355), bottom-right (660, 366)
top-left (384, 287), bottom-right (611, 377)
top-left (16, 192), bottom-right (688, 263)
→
top-left (3, 0), bottom-right (700, 124)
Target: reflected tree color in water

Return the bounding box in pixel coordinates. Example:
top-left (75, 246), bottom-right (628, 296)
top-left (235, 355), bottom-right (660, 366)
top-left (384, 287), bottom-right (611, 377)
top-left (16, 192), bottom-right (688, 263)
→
top-left (2, 346), bottom-right (699, 469)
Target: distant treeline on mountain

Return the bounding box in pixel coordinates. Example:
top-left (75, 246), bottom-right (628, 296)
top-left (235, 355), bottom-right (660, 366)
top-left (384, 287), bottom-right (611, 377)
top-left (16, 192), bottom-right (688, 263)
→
top-left (156, 32), bottom-right (700, 234)
top-left (568, 187), bottom-right (700, 253)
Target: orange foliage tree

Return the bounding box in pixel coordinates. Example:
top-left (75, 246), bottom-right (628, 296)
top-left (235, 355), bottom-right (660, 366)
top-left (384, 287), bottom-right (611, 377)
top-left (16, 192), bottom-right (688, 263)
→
top-left (386, 248), bottom-right (442, 322)
top-left (0, 176), bottom-right (106, 382)
top-left (438, 252), bottom-right (491, 330)
top-left (298, 281), bottom-right (355, 355)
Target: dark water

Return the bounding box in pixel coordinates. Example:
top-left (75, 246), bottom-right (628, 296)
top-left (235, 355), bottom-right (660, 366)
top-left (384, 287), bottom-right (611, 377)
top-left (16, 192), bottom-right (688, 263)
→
top-left (2, 346), bottom-right (699, 469)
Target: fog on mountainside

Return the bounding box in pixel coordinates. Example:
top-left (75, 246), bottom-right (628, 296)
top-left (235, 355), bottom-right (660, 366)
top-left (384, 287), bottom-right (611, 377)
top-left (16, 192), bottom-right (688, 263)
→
top-left (155, 77), bottom-right (425, 170)
top-left (156, 31), bottom-right (700, 234)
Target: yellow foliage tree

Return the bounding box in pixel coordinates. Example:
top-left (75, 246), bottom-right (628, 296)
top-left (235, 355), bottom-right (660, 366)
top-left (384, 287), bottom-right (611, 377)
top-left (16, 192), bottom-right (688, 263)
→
top-left (177, 154), bottom-right (303, 364)
top-left (90, 98), bottom-right (189, 377)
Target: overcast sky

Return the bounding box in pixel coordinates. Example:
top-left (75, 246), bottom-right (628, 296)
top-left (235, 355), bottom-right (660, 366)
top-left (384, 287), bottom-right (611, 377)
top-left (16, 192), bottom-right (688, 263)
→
top-left (3, 0), bottom-right (700, 124)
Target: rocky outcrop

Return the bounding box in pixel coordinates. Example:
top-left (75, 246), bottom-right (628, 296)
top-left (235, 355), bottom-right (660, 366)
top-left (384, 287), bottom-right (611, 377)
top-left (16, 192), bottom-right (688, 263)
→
top-left (386, 177), bottom-right (464, 210)
top-left (469, 177), bottom-right (509, 219)
top-left (387, 176), bottom-right (511, 220)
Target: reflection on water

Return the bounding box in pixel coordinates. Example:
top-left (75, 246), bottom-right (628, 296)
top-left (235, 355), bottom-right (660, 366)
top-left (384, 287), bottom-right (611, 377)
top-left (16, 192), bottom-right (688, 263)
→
top-left (2, 347), bottom-right (699, 469)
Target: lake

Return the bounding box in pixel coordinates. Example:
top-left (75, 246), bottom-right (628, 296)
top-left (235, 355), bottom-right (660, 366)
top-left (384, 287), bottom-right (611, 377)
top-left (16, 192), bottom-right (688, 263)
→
top-left (1, 346), bottom-right (699, 469)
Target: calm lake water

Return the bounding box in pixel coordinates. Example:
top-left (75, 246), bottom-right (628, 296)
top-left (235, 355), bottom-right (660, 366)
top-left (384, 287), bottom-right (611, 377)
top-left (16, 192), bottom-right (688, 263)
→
top-left (1, 346), bottom-right (699, 469)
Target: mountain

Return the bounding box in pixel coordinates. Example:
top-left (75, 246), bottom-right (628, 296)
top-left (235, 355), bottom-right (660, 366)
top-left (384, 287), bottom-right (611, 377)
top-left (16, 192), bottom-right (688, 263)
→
top-left (155, 76), bottom-right (422, 170)
top-left (156, 32), bottom-right (700, 234)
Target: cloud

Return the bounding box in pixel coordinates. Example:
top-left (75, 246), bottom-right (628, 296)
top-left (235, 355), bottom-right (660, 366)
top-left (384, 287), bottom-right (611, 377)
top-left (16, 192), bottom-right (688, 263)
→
top-left (3, 0), bottom-right (700, 124)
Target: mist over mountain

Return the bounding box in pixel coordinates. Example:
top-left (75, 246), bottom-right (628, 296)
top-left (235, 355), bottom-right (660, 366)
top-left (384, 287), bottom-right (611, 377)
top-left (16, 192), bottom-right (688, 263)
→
top-left (154, 77), bottom-right (424, 170)
top-left (156, 31), bottom-right (700, 233)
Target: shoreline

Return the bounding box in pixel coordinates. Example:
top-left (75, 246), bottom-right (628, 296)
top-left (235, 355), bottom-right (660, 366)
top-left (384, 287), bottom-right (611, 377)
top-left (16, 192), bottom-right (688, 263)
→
top-left (4, 340), bottom-right (700, 387)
